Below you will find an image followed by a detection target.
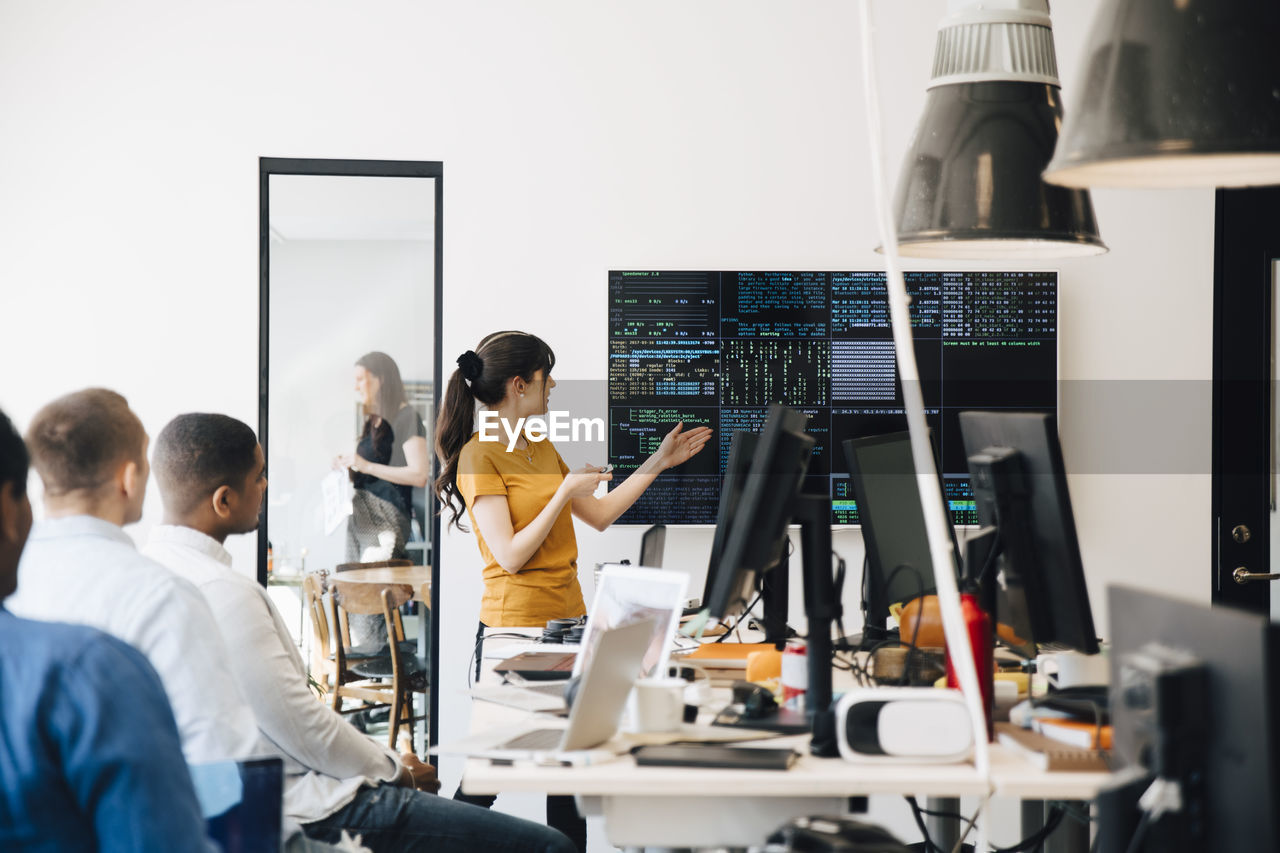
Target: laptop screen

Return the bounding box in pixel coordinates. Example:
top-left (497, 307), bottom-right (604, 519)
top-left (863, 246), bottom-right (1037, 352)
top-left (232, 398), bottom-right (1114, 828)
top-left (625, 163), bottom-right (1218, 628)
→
top-left (575, 564), bottom-right (686, 679)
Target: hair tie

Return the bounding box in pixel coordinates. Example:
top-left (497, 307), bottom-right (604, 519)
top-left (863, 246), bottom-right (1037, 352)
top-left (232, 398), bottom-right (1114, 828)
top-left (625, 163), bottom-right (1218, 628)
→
top-left (457, 350), bottom-right (484, 383)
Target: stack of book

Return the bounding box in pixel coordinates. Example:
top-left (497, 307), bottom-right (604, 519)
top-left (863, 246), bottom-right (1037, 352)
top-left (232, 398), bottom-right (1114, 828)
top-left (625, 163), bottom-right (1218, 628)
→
top-left (680, 642), bottom-right (779, 686)
top-left (996, 721), bottom-right (1111, 772)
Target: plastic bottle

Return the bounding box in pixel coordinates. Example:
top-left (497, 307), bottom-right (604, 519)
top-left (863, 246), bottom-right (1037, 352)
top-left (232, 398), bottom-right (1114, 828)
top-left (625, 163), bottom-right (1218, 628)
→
top-left (945, 590), bottom-right (994, 741)
top-left (781, 639), bottom-right (808, 703)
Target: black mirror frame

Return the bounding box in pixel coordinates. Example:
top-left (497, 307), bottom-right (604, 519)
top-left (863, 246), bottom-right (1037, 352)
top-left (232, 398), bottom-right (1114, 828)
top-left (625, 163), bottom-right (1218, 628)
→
top-left (258, 156), bottom-right (444, 746)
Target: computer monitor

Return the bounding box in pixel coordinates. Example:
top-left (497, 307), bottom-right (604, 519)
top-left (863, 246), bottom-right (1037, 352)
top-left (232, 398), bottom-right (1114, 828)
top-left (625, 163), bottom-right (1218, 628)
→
top-left (639, 524), bottom-right (666, 568)
top-left (1101, 586), bottom-right (1279, 852)
top-left (842, 431), bottom-right (961, 639)
top-left (958, 411), bottom-right (1099, 654)
top-left (701, 431), bottom-right (759, 610)
top-left (706, 406), bottom-right (815, 621)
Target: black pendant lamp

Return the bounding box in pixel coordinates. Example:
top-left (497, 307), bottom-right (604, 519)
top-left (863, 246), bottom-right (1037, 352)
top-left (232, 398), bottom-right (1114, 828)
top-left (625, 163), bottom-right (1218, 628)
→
top-left (892, 0), bottom-right (1107, 259)
top-left (1044, 0), bottom-right (1280, 188)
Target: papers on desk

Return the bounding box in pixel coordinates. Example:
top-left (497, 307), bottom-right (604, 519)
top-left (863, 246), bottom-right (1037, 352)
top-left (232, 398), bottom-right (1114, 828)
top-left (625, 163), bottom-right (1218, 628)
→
top-left (435, 721), bottom-right (783, 767)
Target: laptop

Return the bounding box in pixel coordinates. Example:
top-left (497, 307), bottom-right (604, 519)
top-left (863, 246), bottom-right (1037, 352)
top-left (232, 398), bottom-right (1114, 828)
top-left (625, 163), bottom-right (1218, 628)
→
top-left (493, 564), bottom-right (687, 682)
top-left (192, 757), bottom-right (284, 853)
top-left (574, 564), bottom-right (687, 679)
top-left (442, 618), bottom-right (656, 760)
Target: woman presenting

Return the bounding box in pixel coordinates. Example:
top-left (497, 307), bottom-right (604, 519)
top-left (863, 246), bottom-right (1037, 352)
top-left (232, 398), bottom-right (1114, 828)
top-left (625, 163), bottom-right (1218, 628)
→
top-left (433, 330), bottom-right (710, 849)
top-left (336, 351), bottom-right (429, 646)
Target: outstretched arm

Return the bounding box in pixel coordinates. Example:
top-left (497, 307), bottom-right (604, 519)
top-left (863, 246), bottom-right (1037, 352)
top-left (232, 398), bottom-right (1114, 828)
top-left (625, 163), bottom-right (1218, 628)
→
top-left (571, 422), bottom-right (712, 531)
top-left (473, 465), bottom-right (611, 572)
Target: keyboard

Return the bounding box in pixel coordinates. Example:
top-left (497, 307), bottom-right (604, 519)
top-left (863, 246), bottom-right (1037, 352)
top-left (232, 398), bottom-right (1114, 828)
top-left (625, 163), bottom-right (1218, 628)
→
top-left (498, 728), bottom-right (565, 751)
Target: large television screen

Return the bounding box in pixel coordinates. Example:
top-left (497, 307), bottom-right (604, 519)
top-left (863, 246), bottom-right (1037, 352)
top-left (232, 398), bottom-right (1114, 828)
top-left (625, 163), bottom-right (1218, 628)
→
top-left (607, 270), bottom-right (1057, 526)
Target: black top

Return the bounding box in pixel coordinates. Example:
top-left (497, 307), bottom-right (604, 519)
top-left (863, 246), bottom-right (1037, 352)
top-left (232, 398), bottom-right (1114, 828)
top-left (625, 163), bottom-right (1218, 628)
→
top-left (352, 405), bottom-right (426, 515)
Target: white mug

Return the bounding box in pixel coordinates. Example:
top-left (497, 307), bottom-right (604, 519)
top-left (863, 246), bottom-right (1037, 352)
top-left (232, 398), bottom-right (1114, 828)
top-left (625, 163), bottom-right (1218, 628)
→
top-left (633, 676), bottom-right (686, 733)
top-left (1039, 650), bottom-right (1109, 689)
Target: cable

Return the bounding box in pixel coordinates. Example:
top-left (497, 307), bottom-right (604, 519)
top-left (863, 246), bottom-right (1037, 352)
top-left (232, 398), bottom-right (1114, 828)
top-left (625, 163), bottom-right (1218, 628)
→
top-left (952, 797), bottom-right (985, 853)
top-left (714, 589), bottom-right (762, 643)
top-left (990, 806), bottom-right (1066, 853)
top-left (1123, 811), bottom-right (1152, 853)
top-left (466, 631), bottom-right (555, 690)
top-left (904, 796), bottom-right (944, 853)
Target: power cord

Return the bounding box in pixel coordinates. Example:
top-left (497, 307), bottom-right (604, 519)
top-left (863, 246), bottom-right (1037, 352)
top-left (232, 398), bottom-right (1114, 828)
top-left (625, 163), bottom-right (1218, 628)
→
top-left (714, 589), bottom-right (763, 643)
top-left (466, 631), bottom-right (552, 690)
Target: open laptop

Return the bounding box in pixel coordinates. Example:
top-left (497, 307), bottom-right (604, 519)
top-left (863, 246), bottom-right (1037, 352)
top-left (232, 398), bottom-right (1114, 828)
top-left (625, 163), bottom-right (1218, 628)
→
top-left (446, 618), bottom-right (656, 760)
top-left (192, 757), bottom-right (283, 853)
top-left (492, 565), bottom-right (687, 683)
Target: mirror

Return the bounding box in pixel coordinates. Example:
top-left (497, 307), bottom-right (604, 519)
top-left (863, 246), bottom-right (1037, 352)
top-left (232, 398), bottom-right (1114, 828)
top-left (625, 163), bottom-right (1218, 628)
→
top-left (259, 158), bottom-right (443, 745)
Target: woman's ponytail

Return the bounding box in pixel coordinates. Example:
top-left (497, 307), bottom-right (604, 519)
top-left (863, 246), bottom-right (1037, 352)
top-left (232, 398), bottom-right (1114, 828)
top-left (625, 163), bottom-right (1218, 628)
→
top-left (433, 332), bottom-right (556, 530)
top-left (434, 363), bottom-right (479, 530)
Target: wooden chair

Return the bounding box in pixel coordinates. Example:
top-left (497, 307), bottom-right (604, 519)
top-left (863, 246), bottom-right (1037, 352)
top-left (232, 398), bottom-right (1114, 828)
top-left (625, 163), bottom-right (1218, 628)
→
top-left (333, 559), bottom-right (416, 656)
top-left (329, 580), bottom-right (428, 751)
top-left (303, 573), bottom-right (336, 696)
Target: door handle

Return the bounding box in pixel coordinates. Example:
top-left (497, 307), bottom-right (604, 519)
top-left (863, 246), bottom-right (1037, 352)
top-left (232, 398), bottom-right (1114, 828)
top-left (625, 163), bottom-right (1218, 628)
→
top-left (1232, 567), bottom-right (1280, 584)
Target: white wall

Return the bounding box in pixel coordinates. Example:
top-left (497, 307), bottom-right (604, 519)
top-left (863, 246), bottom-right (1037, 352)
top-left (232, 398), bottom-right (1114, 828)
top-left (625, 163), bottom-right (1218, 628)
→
top-left (0, 1), bottom-right (1214, 848)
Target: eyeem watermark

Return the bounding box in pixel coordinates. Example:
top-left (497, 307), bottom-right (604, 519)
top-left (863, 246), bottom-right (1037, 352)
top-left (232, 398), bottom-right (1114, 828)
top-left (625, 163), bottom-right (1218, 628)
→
top-left (478, 411), bottom-right (606, 452)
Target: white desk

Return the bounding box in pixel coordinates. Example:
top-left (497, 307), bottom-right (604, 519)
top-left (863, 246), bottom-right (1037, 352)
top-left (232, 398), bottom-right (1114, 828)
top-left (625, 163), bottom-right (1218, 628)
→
top-left (459, 632), bottom-right (1112, 848)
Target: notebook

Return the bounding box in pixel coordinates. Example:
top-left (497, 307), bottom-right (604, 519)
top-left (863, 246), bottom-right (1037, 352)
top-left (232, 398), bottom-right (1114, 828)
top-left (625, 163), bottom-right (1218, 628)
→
top-left (439, 618), bottom-right (656, 761)
top-left (493, 650), bottom-right (578, 681)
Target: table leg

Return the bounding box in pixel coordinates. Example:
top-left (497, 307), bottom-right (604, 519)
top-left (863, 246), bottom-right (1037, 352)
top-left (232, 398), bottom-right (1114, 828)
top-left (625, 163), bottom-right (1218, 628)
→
top-left (926, 796), bottom-right (960, 851)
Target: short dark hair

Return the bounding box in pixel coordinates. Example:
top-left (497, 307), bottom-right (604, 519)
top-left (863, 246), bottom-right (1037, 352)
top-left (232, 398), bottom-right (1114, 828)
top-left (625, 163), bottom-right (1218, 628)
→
top-left (152, 414), bottom-right (260, 516)
top-left (0, 409), bottom-right (30, 498)
top-left (26, 389), bottom-right (146, 496)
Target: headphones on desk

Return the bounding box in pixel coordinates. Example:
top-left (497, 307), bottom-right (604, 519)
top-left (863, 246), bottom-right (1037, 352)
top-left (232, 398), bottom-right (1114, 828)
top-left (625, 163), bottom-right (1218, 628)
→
top-left (541, 616), bottom-right (586, 644)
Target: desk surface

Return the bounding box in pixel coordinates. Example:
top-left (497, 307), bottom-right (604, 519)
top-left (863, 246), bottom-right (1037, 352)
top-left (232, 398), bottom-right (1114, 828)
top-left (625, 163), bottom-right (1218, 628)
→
top-left (458, 632), bottom-right (1113, 847)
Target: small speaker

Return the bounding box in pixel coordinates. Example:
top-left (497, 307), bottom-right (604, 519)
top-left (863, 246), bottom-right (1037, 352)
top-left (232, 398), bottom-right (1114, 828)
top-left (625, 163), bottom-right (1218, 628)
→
top-left (835, 688), bottom-right (972, 763)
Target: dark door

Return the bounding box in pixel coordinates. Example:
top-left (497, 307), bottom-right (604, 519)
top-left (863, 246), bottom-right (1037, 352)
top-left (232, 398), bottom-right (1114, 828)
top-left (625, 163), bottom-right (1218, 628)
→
top-left (1212, 188), bottom-right (1280, 615)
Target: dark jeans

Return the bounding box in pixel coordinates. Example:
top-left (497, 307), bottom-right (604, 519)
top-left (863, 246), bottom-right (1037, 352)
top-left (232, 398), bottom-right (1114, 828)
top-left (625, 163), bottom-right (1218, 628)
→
top-left (466, 621), bottom-right (587, 853)
top-left (303, 784), bottom-right (575, 853)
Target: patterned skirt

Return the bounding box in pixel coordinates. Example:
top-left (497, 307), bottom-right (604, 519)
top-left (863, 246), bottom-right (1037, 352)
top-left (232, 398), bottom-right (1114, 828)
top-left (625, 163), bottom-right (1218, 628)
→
top-left (341, 489), bottom-right (412, 647)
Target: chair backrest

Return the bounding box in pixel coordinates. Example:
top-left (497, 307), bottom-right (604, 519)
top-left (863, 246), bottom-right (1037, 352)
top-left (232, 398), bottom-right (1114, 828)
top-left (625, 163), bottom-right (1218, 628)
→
top-left (303, 574), bottom-right (332, 677)
top-left (331, 581), bottom-right (414, 654)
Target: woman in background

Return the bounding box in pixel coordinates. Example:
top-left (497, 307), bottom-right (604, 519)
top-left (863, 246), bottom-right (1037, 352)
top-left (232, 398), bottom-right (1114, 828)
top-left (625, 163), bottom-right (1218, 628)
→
top-left (434, 330), bottom-right (710, 851)
top-left (336, 351), bottom-right (429, 646)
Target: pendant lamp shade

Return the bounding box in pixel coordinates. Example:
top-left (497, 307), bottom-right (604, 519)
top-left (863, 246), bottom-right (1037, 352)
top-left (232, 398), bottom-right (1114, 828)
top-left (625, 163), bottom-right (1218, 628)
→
top-left (892, 1), bottom-right (1106, 259)
top-left (1044, 0), bottom-right (1280, 189)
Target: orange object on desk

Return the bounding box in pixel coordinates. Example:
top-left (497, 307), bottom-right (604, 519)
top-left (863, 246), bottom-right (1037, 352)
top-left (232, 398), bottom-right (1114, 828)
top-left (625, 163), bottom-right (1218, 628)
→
top-left (896, 595), bottom-right (1028, 648)
top-left (745, 648), bottom-right (783, 681)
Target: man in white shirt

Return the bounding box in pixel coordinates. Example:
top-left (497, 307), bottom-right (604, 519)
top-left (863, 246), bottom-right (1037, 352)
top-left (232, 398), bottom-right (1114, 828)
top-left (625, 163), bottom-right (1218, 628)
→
top-left (9, 388), bottom-right (261, 768)
top-left (145, 412), bottom-right (574, 853)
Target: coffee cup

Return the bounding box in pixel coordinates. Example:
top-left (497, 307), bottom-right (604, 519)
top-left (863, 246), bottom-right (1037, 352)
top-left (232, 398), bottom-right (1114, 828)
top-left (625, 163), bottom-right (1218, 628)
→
top-left (633, 676), bottom-right (686, 733)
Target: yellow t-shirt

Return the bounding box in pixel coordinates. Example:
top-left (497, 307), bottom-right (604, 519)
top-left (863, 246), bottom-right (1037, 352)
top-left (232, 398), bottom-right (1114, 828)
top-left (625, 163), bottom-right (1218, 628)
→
top-left (457, 432), bottom-right (585, 627)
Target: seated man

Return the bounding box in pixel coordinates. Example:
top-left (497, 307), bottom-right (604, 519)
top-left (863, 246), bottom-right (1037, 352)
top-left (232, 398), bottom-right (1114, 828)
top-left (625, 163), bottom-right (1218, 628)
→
top-left (145, 412), bottom-right (575, 853)
top-left (9, 389), bottom-right (260, 767)
top-left (0, 408), bottom-right (215, 852)
top-left (11, 386), bottom-right (262, 763)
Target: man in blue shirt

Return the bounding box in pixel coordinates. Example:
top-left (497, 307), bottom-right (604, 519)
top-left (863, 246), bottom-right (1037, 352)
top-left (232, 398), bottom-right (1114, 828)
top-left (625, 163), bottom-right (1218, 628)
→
top-left (0, 408), bottom-right (214, 852)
